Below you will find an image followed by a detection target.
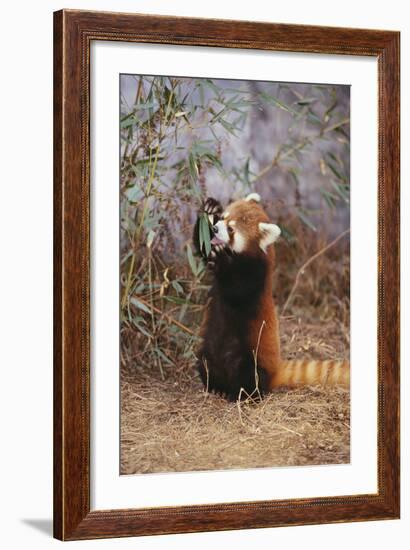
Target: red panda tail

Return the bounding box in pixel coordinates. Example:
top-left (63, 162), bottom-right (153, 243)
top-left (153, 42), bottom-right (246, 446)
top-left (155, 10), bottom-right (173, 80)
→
top-left (270, 359), bottom-right (350, 389)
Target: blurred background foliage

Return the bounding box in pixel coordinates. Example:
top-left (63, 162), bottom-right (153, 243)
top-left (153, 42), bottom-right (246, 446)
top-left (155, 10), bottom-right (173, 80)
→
top-left (120, 75), bottom-right (350, 378)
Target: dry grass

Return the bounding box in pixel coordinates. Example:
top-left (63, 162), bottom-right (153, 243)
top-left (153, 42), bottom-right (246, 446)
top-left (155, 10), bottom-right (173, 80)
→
top-left (120, 317), bottom-right (350, 475)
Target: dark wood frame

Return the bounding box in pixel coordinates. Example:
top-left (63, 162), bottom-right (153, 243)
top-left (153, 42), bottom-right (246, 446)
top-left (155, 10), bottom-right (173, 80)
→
top-left (54, 9), bottom-right (400, 541)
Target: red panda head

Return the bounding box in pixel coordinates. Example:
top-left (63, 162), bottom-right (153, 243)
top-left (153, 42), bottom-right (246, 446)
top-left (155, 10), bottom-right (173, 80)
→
top-left (211, 193), bottom-right (281, 255)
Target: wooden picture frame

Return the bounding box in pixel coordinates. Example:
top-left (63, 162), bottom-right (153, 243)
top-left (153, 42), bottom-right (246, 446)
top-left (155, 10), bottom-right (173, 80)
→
top-left (53, 9), bottom-right (400, 540)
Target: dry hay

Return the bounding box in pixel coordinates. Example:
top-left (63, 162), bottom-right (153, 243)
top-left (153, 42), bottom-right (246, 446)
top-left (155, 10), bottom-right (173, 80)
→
top-left (120, 318), bottom-right (350, 475)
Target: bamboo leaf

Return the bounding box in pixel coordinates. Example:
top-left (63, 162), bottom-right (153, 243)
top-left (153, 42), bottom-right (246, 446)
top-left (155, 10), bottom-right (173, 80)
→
top-left (307, 109), bottom-right (322, 126)
top-left (163, 296), bottom-right (195, 306)
top-left (154, 348), bottom-right (175, 365)
top-left (204, 153), bottom-right (224, 173)
top-left (218, 117), bottom-right (238, 136)
top-left (172, 280), bottom-right (184, 294)
top-left (188, 153), bottom-right (198, 182)
top-left (130, 297), bottom-right (152, 314)
top-left (199, 218), bottom-right (204, 251)
top-left (134, 322), bottom-right (152, 339)
top-left (289, 169), bottom-right (300, 186)
top-left (199, 213), bottom-right (212, 257)
top-left (133, 102), bottom-right (156, 110)
top-left (203, 78), bottom-right (220, 96)
top-left (277, 224), bottom-right (296, 243)
top-left (294, 97), bottom-right (317, 106)
top-left (120, 117), bottom-right (136, 129)
top-left (260, 92), bottom-right (299, 116)
top-left (325, 99), bottom-right (338, 120)
top-left (326, 159), bottom-right (345, 181)
top-left (330, 180), bottom-right (350, 203)
top-left (186, 244), bottom-right (197, 276)
top-left (125, 185), bottom-right (144, 203)
top-left (320, 189), bottom-right (338, 209)
top-left (296, 209), bottom-right (317, 232)
top-left (191, 140), bottom-right (214, 156)
top-left (146, 230), bottom-right (156, 249)
top-left (244, 158), bottom-right (250, 186)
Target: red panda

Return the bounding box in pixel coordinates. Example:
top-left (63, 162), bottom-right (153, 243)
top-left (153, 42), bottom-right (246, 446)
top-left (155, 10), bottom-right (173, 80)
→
top-left (193, 194), bottom-right (349, 401)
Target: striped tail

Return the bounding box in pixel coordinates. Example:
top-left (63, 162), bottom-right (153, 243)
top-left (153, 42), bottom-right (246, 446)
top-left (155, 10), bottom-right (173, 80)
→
top-left (271, 359), bottom-right (350, 389)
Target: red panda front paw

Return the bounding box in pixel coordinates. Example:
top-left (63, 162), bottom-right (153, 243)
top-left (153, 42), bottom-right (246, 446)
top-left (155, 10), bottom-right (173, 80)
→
top-left (208, 244), bottom-right (233, 270)
top-left (203, 197), bottom-right (223, 224)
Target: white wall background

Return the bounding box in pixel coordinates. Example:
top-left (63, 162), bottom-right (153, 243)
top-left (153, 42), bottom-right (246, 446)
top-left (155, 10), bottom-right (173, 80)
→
top-left (0, 1), bottom-right (407, 548)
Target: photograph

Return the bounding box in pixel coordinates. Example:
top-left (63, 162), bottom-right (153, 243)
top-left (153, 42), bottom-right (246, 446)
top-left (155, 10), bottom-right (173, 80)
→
top-left (119, 74), bottom-right (351, 475)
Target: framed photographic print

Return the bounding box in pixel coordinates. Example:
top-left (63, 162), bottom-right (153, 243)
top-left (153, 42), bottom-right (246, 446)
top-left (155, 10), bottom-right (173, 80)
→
top-left (53, 9), bottom-right (400, 540)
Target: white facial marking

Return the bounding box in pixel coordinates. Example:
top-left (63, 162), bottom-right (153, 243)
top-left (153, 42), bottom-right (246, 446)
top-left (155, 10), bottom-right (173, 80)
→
top-left (245, 192), bottom-right (261, 203)
top-left (258, 222), bottom-right (281, 252)
top-left (214, 220), bottom-right (230, 244)
top-left (232, 230), bottom-right (247, 253)
top-left (222, 211), bottom-right (230, 219)
top-left (228, 220), bottom-right (236, 227)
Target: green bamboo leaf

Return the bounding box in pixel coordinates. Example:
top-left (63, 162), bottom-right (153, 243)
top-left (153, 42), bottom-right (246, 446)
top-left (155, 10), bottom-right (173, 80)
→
top-left (163, 296), bottom-right (195, 306)
top-left (203, 79), bottom-right (220, 96)
top-left (133, 102), bottom-right (156, 110)
top-left (210, 107), bottom-right (228, 123)
top-left (188, 153), bottom-right (198, 182)
top-left (320, 189), bottom-right (338, 209)
top-left (325, 99), bottom-right (338, 119)
top-left (134, 322), bottom-right (152, 339)
top-left (133, 282), bottom-right (145, 293)
top-left (186, 244), bottom-right (197, 276)
top-left (334, 125), bottom-right (349, 139)
top-left (199, 213), bottom-right (212, 257)
top-left (296, 209), bottom-right (317, 232)
top-left (199, 218), bottom-right (204, 251)
top-left (154, 348), bottom-right (175, 366)
top-left (307, 109), bottom-right (322, 126)
top-left (244, 158), bottom-right (250, 186)
top-left (327, 152), bottom-right (342, 166)
top-left (120, 111), bottom-right (133, 122)
top-left (277, 224), bottom-right (296, 243)
top-left (130, 297), bottom-right (152, 314)
top-left (294, 97), bottom-right (317, 106)
top-left (218, 117), bottom-right (238, 136)
top-left (172, 280), bottom-right (184, 294)
top-left (330, 180), bottom-right (350, 203)
top-left (260, 93), bottom-right (299, 116)
top-left (120, 117), bottom-right (136, 129)
top-left (204, 153), bottom-right (224, 173)
top-left (326, 160), bottom-right (345, 181)
top-left (146, 230), bottom-right (156, 249)
top-left (224, 88), bottom-right (253, 95)
top-left (196, 258), bottom-right (206, 276)
top-left (191, 140), bottom-right (214, 156)
top-left (226, 98), bottom-right (256, 109)
top-left (133, 315), bottom-right (146, 324)
top-left (125, 185), bottom-right (144, 203)
top-left (289, 169), bottom-right (299, 186)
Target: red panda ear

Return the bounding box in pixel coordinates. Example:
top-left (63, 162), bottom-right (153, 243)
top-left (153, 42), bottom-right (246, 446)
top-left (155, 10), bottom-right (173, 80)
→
top-left (258, 222), bottom-right (281, 252)
top-left (244, 192), bottom-right (261, 203)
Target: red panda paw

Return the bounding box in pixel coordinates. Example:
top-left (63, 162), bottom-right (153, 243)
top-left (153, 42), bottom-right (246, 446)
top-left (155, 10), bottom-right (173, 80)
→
top-left (208, 244), bottom-right (233, 270)
top-left (203, 197), bottom-right (223, 219)
top-left (209, 244), bottom-right (226, 256)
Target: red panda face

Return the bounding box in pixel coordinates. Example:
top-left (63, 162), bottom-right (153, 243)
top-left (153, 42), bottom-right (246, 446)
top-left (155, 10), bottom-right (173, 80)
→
top-left (211, 193), bottom-right (281, 255)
